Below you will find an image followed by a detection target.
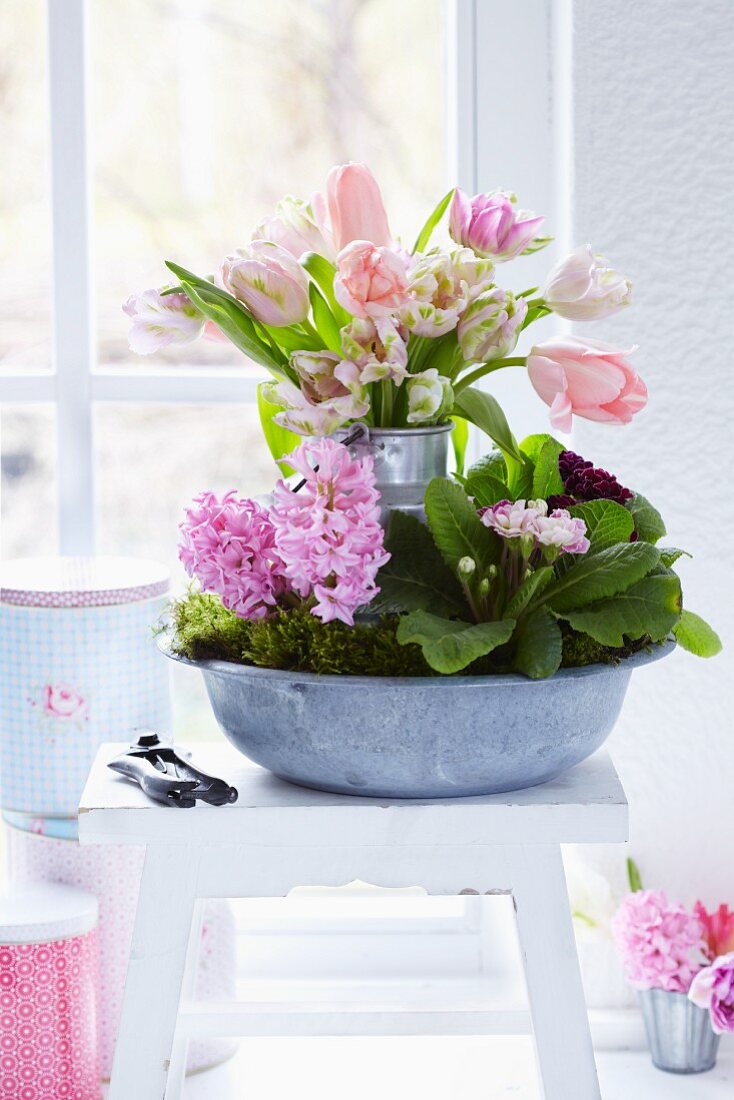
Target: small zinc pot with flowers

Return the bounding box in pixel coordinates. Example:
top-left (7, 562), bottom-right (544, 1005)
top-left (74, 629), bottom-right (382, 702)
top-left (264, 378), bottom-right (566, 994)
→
top-left (613, 862), bottom-right (734, 1074)
top-left (129, 163), bottom-right (720, 798)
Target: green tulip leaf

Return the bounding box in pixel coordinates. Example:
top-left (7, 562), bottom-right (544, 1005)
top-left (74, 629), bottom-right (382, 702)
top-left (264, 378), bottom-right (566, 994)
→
top-left (413, 188), bottom-right (455, 254)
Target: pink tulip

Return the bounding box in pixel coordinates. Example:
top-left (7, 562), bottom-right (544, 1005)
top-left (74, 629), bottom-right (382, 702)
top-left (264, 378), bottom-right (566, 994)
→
top-left (449, 188), bottom-right (545, 262)
top-left (253, 196), bottom-right (335, 261)
top-left (220, 241), bottom-right (310, 326)
top-left (334, 240), bottom-right (409, 319)
top-left (543, 244), bottom-right (632, 321)
top-left (314, 163), bottom-right (392, 252)
top-left (526, 335), bottom-right (647, 433)
top-left (123, 288), bottom-right (205, 354)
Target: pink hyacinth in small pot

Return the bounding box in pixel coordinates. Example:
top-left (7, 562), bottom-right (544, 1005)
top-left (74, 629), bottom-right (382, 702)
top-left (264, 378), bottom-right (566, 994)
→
top-left (611, 889), bottom-right (709, 994)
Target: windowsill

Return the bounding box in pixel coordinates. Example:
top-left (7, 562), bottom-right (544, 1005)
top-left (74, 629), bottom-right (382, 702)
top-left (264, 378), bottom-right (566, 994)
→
top-left (129, 1040), bottom-right (734, 1099)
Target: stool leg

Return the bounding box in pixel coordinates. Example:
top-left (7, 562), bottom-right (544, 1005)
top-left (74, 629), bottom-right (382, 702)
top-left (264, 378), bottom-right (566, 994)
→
top-left (109, 842), bottom-right (200, 1100)
top-left (511, 845), bottom-right (601, 1100)
top-left (165, 899), bottom-right (205, 1100)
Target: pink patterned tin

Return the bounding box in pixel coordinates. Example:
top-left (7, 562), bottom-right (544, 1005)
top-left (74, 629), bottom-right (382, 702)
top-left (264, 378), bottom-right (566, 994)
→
top-left (0, 883), bottom-right (100, 1100)
top-left (0, 556), bottom-right (171, 815)
top-left (7, 825), bottom-right (237, 1078)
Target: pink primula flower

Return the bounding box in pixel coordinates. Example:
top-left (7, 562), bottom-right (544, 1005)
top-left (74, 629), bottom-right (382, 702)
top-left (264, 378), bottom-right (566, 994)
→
top-left (689, 952), bottom-right (734, 1034)
top-left (527, 335), bottom-right (647, 433)
top-left (270, 438), bottom-right (389, 626)
top-left (611, 890), bottom-right (709, 994)
top-left (179, 492), bottom-right (287, 620)
top-left (481, 499), bottom-right (589, 556)
top-left (334, 241), bottom-right (410, 320)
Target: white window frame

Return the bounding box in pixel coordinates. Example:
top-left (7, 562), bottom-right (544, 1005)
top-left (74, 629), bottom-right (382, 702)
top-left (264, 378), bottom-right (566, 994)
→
top-left (1, 0), bottom-right (570, 554)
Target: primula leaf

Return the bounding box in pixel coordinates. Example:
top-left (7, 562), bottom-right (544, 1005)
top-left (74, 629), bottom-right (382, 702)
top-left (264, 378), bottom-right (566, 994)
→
top-left (453, 387), bottom-right (525, 472)
top-left (256, 383), bottom-right (299, 475)
top-left (659, 547), bottom-right (692, 568)
top-left (308, 283), bottom-right (342, 352)
top-left (627, 492), bottom-right (666, 544)
top-left (371, 511), bottom-right (467, 617)
top-left (568, 499), bottom-right (634, 551)
top-left (424, 477), bottom-right (499, 577)
top-left (512, 610), bottom-right (563, 679)
top-left (673, 609), bottom-right (722, 657)
top-left (519, 433), bottom-right (564, 465)
top-left (466, 450), bottom-right (508, 484)
top-left (165, 262), bottom-right (288, 374)
top-left (541, 541), bottom-right (660, 614)
top-left (504, 566), bottom-right (554, 619)
top-left (413, 188), bottom-right (455, 254)
top-left (558, 574), bottom-right (682, 646)
top-left (531, 438), bottom-right (565, 498)
top-left (450, 416), bottom-right (470, 478)
top-left (396, 611), bottom-right (515, 675)
top-left (465, 473), bottom-right (511, 508)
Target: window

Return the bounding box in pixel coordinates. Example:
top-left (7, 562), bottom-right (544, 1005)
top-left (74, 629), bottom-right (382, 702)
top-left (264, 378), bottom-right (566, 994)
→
top-left (1, 0), bottom-right (575, 1006)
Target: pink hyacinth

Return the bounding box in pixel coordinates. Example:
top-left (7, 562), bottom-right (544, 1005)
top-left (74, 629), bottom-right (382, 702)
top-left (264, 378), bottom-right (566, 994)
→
top-left (689, 952), bottom-right (734, 1034)
top-left (270, 438), bottom-right (389, 625)
top-left (179, 491), bottom-right (287, 620)
top-left (611, 890), bottom-right (709, 994)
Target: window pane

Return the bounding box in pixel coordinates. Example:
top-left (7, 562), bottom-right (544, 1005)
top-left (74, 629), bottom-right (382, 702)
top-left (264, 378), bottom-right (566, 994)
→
top-left (90, 0), bottom-right (447, 368)
top-left (0, 2), bottom-right (52, 368)
top-left (95, 403), bottom-right (278, 741)
top-left (1, 406), bottom-right (58, 557)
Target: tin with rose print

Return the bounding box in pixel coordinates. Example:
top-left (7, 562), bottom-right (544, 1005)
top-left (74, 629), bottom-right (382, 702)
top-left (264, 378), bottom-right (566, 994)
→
top-left (0, 556), bottom-right (171, 816)
top-left (0, 883), bottom-right (100, 1100)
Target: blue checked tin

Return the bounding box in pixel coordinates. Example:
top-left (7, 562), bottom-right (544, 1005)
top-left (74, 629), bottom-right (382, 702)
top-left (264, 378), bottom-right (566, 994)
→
top-left (0, 556), bottom-right (172, 815)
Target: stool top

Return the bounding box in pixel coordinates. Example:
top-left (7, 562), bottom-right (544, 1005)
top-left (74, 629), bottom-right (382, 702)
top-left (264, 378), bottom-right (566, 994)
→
top-left (0, 556), bottom-right (169, 608)
top-left (0, 884), bottom-right (98, 944)
top-left (79, 742), bottom-right (628, 847)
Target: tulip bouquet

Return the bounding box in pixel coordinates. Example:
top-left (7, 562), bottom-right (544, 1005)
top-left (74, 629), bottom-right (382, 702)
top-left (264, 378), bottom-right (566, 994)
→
top-left (613, 864), bottom-right (734, 1037)
top-left (124, 162), bottom-right (643, 454)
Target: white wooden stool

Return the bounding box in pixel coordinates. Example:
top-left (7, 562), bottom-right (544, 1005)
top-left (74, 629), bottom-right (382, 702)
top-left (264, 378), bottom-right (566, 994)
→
top-left (79, 743), bottom-right (627, 1100)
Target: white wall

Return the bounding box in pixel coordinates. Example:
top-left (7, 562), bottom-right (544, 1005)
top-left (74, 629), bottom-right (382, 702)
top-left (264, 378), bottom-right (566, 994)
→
top-left (569, 0), bottom-right (734, 905)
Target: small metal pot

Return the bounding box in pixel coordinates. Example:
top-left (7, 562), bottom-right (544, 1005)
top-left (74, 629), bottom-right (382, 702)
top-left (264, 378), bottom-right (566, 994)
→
top-left (639, 989), bottom-right (720, 1074)
top-left (349, 423), bottom-right (454, 527)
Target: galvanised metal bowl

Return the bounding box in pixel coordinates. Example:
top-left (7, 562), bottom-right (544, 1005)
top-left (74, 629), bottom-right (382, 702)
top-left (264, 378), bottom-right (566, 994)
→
top-left (162, 639), bottom-right (674, 798)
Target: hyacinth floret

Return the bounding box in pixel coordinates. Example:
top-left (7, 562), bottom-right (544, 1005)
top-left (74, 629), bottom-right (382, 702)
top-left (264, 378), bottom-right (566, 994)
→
top-left (179, 492), bottom-right (287, 620)
top-left (611, 889), bottom-right (709, 994)
top-left (270, 437), bottom-right (390, 626)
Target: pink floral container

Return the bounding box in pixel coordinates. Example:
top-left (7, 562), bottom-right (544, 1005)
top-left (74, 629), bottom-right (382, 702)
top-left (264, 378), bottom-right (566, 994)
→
top-left (6, 823), bottom-right (237, 1078)
top-left (0, 883), bottom-right (100, 1100)
top-left (0, 557), bottom-right (171, 816)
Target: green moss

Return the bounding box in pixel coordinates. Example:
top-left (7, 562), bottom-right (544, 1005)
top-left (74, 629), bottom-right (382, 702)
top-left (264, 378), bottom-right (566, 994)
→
top-left (166, 590), bottom-right (658, 677)
top-left (561, 627), bottom-right (656, 668)
top-left (167, 589), bottom-right (253, 662)
top-left (245, 606), bottom-right (431, 677)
